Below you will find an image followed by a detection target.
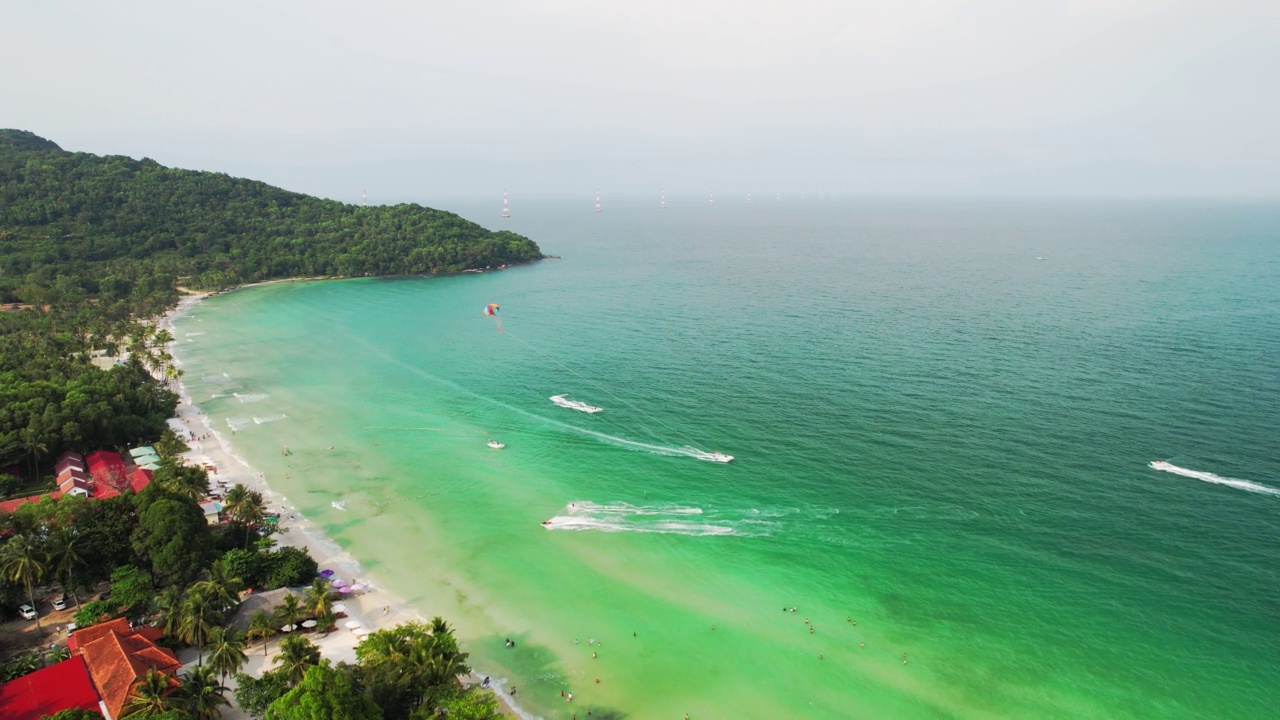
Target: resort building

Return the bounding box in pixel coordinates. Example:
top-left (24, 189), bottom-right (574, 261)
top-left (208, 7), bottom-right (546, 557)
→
top-left (71, 617), bottom-right (180, 720)
top-left (0, 655), bottom-right (104, 720)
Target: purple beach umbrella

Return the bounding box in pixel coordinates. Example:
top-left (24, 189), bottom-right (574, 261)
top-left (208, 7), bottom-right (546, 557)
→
top-left (319, 569), bottom-right (335, 577)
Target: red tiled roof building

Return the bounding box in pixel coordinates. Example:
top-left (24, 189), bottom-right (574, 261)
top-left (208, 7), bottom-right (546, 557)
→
top-left (73, 618), bottom-right (181, 720)
top-left (0, 655), bottom-right (103, 720)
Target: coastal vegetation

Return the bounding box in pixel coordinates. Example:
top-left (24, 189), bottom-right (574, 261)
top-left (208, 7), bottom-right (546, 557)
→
top-left (0, 130), bottom-right (518, 717)
top-left (0, 128), bottom-right (541, 481)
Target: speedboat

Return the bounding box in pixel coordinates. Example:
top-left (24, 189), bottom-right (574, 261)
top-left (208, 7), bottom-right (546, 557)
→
top-left (549, 394), bottom-right (603, 413)
top-left (487, 440), bottom-right (505, 450)
top-left (706, 452), bottom-right (734, 463)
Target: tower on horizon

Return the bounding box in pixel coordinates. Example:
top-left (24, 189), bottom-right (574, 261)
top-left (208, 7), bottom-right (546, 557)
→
top-left (502, 188), bottom-right (510, 219)
top-left (595, 189), bottom-right (601, 213)
top-left (661, 190), bottom-right (666, 209)
top-left (747, 190), bottom-right (752, 204)
top-left (709, 191), bottom-right (715, 206)
top-left (362, 189), bottom-right (367, 207)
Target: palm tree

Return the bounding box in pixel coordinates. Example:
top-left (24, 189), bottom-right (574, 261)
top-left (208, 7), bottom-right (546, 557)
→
top-left (247, 609), bottom-right (276, 657)
top-left (272, 634), bottom-right (321, 687)
top-left (47, 527), bottom-right (86, 607)
top-left (223, 483), bottom-right (249, 516)
top-left (0, 533), bottom-right (46, 629)
top-left (204, 625), bottom-right (248, 684)
top-left (237, 490), bottom-right (266, 548)
top-left (154, 586), bottom-right (185, 639)
top-left (301, 578), bottom-right (333, 619)
top-left (207, 557), bottom-right (244, 604)
top-left (191, 576), bottom-right (238, 617)
top-left (177, 663), bottom-right (230, 720)
top-left (274, 592), bottom-right (302, 633)
top-left (178, 587), bottom-right (222, 667)
top-left (120, 668), bottom-right (176, 718)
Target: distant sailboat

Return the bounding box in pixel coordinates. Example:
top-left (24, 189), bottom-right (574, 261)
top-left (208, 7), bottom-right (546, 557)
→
top-left (501, 188), bottom-right (510, 219)
top-left (595, 189), bottom-right (601, 213)
top-left (746, 190), bottom-right (752, 204)
top-left (660, 190), bottom-right (666, 209)
top-left (709, 191), bottom-right (715, 207)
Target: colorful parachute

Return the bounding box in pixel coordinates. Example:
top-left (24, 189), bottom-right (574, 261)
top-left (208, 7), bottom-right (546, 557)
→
top-left (484, 303), bottom-right (502, 332)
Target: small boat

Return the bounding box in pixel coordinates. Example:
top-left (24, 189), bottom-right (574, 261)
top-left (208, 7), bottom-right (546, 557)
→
top-left (550, 394), bottom-right (603, 413)
top-left (706, 452), bottom-right (734, 463)
top-left (487, 440), bottom-right (505, 450)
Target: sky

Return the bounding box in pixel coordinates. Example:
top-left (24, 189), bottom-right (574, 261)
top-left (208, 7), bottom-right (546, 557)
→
top-left (5, 0), bottom-right (1280, 201)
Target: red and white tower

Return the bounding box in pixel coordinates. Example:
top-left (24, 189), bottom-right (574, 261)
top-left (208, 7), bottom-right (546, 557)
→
top-left (595, 189), bottom-right (601, 213)
top-left (362, 189), bottom-right (367, 207)
top-left (502, 189), bottom-right (510, 219)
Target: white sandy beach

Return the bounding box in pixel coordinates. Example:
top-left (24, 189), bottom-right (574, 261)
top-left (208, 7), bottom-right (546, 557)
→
top-left (158, 288), bottom-right (524, 718)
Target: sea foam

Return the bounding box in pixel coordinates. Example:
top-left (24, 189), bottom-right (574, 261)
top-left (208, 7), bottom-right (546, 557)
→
top-left (1149, 461), bottom-right (1278, 497)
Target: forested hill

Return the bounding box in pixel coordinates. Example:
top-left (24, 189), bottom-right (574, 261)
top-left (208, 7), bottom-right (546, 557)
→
top-left (0, 129), bottom-right (543, 300)
top-left (0, 130), bottom-right (541, 480)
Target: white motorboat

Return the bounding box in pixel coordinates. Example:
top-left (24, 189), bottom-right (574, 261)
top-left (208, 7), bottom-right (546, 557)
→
top-left (487, 440), bottom-right (505, 450)
top-left (706, 452), bottom-right (734, 463)
top-left (549, 394), bottom-right (603, 413)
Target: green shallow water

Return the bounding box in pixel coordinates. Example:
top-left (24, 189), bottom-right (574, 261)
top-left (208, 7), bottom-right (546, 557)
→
top-left (173, 199), bottom-right (1280, 719)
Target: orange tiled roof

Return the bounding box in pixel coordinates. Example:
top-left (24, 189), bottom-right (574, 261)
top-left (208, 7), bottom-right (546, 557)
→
top-left (77, 618), bottom-right (180, 720)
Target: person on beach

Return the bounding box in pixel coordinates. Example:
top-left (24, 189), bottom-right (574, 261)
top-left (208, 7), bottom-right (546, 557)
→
top-left (592, 652), bottom-right (597, 659)
top-left (510, 686), bottom-right (517, 696)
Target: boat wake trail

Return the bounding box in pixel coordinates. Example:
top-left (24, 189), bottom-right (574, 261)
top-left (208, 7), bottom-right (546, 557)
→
top-left (541, 501), bottom-right (776, 537)
top-left (1149, 461), bottom-right (1278, 497)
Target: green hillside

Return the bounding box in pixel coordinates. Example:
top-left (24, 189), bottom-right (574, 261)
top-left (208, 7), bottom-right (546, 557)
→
top-left (0, 130), bottom-right (542, 478)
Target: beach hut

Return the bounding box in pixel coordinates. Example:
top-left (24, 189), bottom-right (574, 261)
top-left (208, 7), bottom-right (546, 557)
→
top-left (128, 446), bottom-right (158, 459)
top-left (198, 500), bottom-right (225, 525)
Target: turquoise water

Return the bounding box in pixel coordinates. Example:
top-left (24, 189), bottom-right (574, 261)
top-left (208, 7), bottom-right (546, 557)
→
top-left (174, 198), bottom-right (1280, 718)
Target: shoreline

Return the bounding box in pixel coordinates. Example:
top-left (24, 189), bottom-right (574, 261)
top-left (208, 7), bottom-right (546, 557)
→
top-left (159, 285), bottom-right (530, 718)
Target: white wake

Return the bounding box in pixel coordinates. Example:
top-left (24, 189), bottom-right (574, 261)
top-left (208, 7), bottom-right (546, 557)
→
top-left (1149, 461), bottom-right (1278, 497)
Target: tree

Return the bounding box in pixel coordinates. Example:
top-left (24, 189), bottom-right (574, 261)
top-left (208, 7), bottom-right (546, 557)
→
top-left (422, 688), bottom-right (504, 720)
top-left (234, 670), bottom-right (290, 719)
top-left (355, 620), bottom-right (471, 717)
top-left (41, 709), bottom-right (104, 720)
top-left (264, 661), bottom-right (382, 720)
top-left (272, 635), bottom-right (321, 687)
top-left (73, 599), bottom-right (116, 627)
top-left (152, 460), bottom-right (208, 502)
top-left (153, 586), bottom-right (184, 639)
top-left (275, 592), bottom-right (303, 632)
top-left (175, 664), bottom-right (229, 720)
top-left (248, 609), bottom-right (276, 657)
top-left (47, 527), bottom-right (86, 606)
top-left (0, 533), bottom-right (46, 629)
top-left (120, 668), bottom-right (176, 718)
top-left (109, 564), bottom-right (154, 620)
top-left (204, 625), bottom-right (248, 684)
top-left (133, 495), bottom-right (211, 587)
top-left (301, 578), bottom-right (332, 619)
top-left (263, 547), bottom-right (317, 589)
top-left (178, 587), bottom-right (223, 667)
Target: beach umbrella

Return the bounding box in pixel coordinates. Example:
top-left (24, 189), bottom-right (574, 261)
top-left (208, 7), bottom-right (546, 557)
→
top-left (345, 621), bottom-right (363, 630)
top-left (331, 603), bottom-right (346, 613)
top-left (353, 627), bottom-right (370, 637)
top-left (319, 569), bottom-right (335, 578)
top-left (338, 587), bottom-right (354, 594)
top-left (301, 620), bottom-right (318, 628)
top-left (332, 579), bottom-right (348, 588)
top-left (280, 625), bottom-right (294, 633)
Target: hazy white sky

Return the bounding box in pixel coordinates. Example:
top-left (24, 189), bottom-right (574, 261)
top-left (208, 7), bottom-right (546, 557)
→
top-left (6, 0), bottom-right (1279, 200)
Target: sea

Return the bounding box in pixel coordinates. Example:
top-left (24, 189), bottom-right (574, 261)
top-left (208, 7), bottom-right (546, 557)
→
top-left (171, 197), bottom-right (1280, 719)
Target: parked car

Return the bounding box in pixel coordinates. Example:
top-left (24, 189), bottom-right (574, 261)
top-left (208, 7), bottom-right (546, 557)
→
top-left (52, 596), bottom-right (67, 611)
top-left (18, 604), bottom-right (37, 620)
